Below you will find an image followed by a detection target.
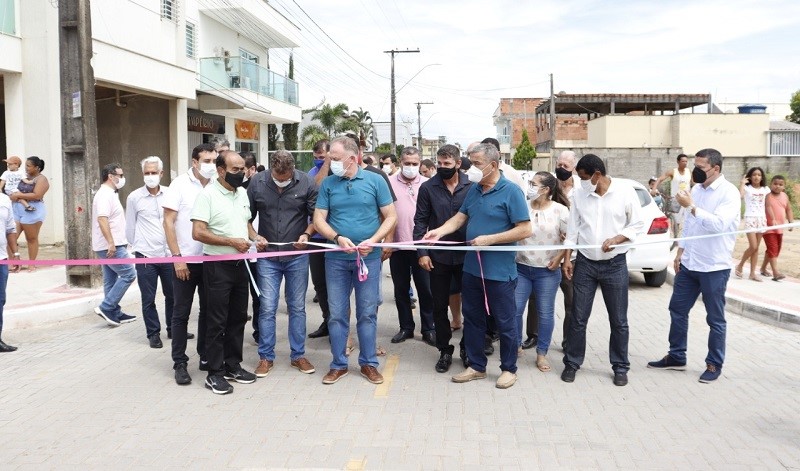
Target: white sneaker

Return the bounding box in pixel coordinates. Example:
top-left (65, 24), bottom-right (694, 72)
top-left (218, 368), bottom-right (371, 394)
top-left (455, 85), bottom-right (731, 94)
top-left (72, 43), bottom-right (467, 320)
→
top-left (496, 371), bottom-right (517, 389)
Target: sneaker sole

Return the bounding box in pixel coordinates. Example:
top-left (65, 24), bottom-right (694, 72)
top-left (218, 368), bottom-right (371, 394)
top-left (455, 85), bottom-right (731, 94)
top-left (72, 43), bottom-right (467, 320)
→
top-left (119, 317), bottom-right (137, 324)
top-left (291, 364), bottom-right (316, 374)
top-left (698, 376), bottom-right (719, 384)
top-left (360, 372), bottom-right (384, 384)
top-left (223, 375), bottom-right (256, 384)
top-left (94, 307), bottom-right (120, 327)
top-left (322, 371), bottom-right (348, 384)
top-left (255, 366), bottom-right (273, 378)
top-left (452, 374), bottom-right (487, 383)
top-left (175, 376), bottom-right (192, 386)
top-left (204, 380), bottom-right (233, 395)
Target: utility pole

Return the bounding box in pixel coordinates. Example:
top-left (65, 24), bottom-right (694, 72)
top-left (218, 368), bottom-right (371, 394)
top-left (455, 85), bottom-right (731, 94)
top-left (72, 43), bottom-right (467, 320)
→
top-left (549, 73), bottom-right (556, 154)
top-left (59, 0), bottom-right (102, 287)
top-left (415, 102), bottom-right (433, 155)
top-left (384, 48), bottom-right (419, 154)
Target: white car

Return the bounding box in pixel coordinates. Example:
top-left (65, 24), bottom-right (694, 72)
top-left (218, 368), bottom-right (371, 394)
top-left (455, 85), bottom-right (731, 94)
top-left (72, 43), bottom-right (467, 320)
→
top-left (617, 178), bottom-right (672, 287)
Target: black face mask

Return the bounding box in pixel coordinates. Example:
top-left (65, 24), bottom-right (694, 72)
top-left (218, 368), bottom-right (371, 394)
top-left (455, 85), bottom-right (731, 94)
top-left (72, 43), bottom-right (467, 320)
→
top-left (437, 167), bottom-right (457, 180)
top-left (692, 166), bottom-right (708, 184)
top-left (225, 171), bottom-right (245, 189)
top-left (555, 167), bottom-right (572, 181)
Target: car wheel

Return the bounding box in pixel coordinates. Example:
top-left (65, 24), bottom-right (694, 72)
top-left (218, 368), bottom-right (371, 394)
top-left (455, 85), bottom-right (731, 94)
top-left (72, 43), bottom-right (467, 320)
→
top-left (644, 269), bottom-right (667, 287)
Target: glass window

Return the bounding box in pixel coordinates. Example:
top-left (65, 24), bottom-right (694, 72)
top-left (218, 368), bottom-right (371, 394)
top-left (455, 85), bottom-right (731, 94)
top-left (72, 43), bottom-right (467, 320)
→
top-left (161, 0), bottom-right (176, 21)
top-left (185, 21), bottom-right (196, 58)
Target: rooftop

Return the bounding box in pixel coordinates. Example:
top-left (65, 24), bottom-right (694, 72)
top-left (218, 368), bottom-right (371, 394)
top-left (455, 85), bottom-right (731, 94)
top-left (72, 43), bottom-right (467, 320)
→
top-left (534, 93), bottom-right (711, 115)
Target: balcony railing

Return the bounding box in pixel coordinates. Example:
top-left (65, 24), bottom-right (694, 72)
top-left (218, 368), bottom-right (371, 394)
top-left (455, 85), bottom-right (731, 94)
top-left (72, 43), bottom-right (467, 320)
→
top-left (1, 0), bottom-right (15, 35)
top-left (198, 57), bottom-right (299, 106)
top-left (498, 134), bottom-right (511, 145)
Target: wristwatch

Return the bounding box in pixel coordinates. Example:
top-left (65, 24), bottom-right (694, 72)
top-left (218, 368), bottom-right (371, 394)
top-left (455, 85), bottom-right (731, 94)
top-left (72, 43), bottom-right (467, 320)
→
top-left (333, 234), bottom-right (341, 244)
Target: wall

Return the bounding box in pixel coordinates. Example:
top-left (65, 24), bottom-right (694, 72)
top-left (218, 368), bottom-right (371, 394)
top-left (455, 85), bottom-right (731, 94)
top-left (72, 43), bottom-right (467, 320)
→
top-left (589, 115), bottom-right (672, 147)
top-left (553, 147), bottom-right (684, 186)
top-left (677, 114), bottom-right (769, 157)
top-left (97, 96), bottom-right (171, 204)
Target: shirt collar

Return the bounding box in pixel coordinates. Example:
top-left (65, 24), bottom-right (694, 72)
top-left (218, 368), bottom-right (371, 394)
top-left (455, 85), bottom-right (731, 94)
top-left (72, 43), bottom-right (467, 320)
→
top-left (212, 178), bottom-right (235, 195)
top-left (705, 174), bottom-right (726, 191)
top-left (340, 166), bottom-right (364, 181)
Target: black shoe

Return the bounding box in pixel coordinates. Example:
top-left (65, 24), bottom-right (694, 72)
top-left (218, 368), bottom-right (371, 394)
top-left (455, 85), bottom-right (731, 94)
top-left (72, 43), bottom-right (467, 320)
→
top-left (410, 301), bottom-right (417, 310)
top-left (166, 331), bottom-right (195, 340)
top-left (459, 346), bottom-right (470, 368)
top-left (483, 336), bottom-right (495, 355)
top-left (489, 332), bottom-right (500, 342)
top-left (199, 359), bottom-right (209, 371)
top-left (435, 352), bottom-right (453, 373)
top-left (174, 363), bottom-right (192, 385)
top-left (308, 321), bottom-right (329, 339)
top-left (0, 340), bottom-right (18, 353)
top-left (613, 372), bottom-right (628, 386)
top-left (561, 366), bottom-right (577, 383)
top-left (118, 313), bottom-right (137, 324)
top-left (521, 337), bottom-right (537, 350)
top-left (391, 329), bottom-right (414, 344)
top-left (313, 294), bottom-right (319, 303)
top-left (421, 331), bottom-right (436, 347)
top-left (224, 366), bottom-right (257, 384)
top-left (205, 375), bottom-right (233, 395)
top-left (148, 334), bottom-right (163, 349)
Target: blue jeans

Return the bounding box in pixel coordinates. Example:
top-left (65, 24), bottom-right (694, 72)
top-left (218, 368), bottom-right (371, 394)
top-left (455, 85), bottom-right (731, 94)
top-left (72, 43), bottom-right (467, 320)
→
top-left (668, 266), bottom-right (729, 367)
top-left (461, 272), bottom-right (518, 374)
top-left (95, 246), bottom-right (137, 320)
top-left (564, 253), bottom-right (630, 373)
top-left (325, 256), bottom-right (381, 370)
top-left (515, 264), bottom-right (561, 355)
top-left (256, 255), bottom-right (309, 361)
top-left (135, 254), bottom-right (174, 338)
top-left (0, 264), bottom-right (8, 336)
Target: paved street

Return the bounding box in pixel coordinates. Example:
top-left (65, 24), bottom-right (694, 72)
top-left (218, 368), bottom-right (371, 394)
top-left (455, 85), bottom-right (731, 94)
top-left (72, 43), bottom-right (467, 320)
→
top-left (1, 269), bottom-right (799, 470)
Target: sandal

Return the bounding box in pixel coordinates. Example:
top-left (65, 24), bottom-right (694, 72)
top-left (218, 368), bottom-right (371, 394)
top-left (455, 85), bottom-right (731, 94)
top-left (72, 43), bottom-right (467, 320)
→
top-left (24, 206), bottom-right (36, 212)
top-left (773, 274), bottom-right (786, 281)
top-left (376, 345), bottom-right (387, 356)
top-left (760, 270), bottom-right (772, 277)
top-left (734, 268), bottom-right (743, 278)
top-left (749, 275), bottom-right (763, 282)
top-left (536, 355), bottom-right (551, 372)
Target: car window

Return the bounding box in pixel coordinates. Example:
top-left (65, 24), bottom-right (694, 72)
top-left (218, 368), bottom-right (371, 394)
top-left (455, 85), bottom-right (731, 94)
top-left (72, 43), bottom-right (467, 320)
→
top-left (634, 187), bottom-right (651, 208)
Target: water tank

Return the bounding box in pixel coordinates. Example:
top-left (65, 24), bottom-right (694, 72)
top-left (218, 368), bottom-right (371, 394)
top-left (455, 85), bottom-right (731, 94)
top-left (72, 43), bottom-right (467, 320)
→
top-left (737, 104), bottom-right (767, 114)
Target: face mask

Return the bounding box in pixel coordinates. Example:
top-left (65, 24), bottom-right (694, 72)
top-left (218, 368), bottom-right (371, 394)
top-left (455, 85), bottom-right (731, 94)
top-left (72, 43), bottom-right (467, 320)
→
top-left (331, 160), bottom-right (352, 177)
top-left (692, 166), bottom-right (708, 184)
top-left (555, 167), bottom-right (572, 182)
top-left (224, 171), bottom-right (245, 189)
top-left (199, 162), bottom-right (217, 179)
top-left (313, 159), bottom-right (324, 168)
top-left (273, 178), bottom-right (291, 188)
top-left (527, 185), bottom-right (542, 200)
top-left (401, 166), bottom-right (419, 179)
top-left (382, 165), bottom-right (392, 174)
top-left (437, 167), bottom-right (457, 180)
top-left (466, 166), bottom-right (485, 183)
top-left (580, 176), bottom-right (597, 193)
top-left (143, 175), bottom-right (160, 189)
top-left (114, 177), bottom-right (126, 190)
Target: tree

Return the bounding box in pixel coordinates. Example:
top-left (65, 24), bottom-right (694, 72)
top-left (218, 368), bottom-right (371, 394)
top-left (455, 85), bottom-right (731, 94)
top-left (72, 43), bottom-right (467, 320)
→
top-left (267, 124), bottom-right (279, 150)
top-left (512, 129), bottom-right (536, 170)
top-left (310, 102), bottom-right (350, 138)
top-left (300, 124), bottom-right (328, 150)
top-left (281, 53), bottom-right (299, 150)
top-left (349, 108), bottom-right (374, 150)
top-left (788, 90), bottom-right (800, 124)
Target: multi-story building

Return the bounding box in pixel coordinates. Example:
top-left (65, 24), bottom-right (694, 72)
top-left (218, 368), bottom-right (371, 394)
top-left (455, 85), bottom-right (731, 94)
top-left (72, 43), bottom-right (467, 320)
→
top-left (492, 98), bottom-right (543, 161)
top-left (0, 0), bottom-right (301, 244)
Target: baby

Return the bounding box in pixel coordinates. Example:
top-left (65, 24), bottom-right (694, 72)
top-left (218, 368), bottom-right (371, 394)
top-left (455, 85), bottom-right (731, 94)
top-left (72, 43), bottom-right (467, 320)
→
top-left (0, 156), bottom-right (33, 211)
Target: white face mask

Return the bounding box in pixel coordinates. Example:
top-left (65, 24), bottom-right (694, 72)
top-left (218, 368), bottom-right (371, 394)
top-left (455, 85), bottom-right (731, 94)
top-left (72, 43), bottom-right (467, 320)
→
top-left (527, 185), bottom-right (542, 200)
top-left (114, 177), bottom-right (126, 190)
top-left (581, 176), bottom-right (597, 193)
top-left (143, 175), bottom-right (160, 189)
top-left (466, 164), bottom-right (492, 184)
top-left (199, 162), bottom-right (217, 179)
top-left (401, 165), bottom-right (419, 179)
top-left (273, 178), bottom-right (291, 188)
top-left (331, 160), bottom-right (352, 177)
top-left (382, 164), bottom-right (393, 174)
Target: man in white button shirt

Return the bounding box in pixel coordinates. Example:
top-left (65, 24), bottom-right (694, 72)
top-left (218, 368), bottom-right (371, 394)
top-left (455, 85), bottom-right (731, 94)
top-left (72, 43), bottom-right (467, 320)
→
top-left (561, 154), bottom-right (643, 387)
top-left (126, 156), bottom-right (173, 349)
top-left (163, 143), bottom-right (216, 385)
top-left (648, 148), bottom-right (740, 383)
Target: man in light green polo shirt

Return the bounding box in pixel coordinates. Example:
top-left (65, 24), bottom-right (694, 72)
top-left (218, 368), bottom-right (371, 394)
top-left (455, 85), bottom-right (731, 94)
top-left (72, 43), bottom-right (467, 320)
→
top-left (191, 150), bottom-right (267, 395)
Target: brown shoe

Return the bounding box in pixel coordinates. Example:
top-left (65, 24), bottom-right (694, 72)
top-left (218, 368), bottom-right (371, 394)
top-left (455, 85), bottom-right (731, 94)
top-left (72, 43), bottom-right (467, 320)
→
top-left (290, 357), bottom-right (315, 374)
top-left (360, 365), bottom-right (384, 384)
top-left (322, 368), bottom-right (348, 384)
top-left (254, 359), bottom-right (273, 378)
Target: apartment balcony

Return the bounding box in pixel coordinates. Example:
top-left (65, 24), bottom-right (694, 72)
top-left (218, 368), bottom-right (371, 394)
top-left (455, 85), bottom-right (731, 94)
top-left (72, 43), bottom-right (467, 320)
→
top-left (498, 134), bottom-right (511, 154)
top-left (197, 57), bottom-right (300, 124)
top-left (197, 0), bottom-right (300, 49)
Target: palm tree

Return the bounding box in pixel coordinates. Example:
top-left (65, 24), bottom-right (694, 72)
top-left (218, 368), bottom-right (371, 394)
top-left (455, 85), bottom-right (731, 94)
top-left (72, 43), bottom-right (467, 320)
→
top-left (300, 124), bottom-right (328, 150)
top-left (349, 108), bottom-right (374, 150)
top-left (310, 103), bottom-right (349, 138)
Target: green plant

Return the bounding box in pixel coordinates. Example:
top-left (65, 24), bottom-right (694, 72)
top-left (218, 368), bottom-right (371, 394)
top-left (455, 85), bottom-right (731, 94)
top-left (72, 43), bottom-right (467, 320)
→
top-left (512, 129), bottom-right (536, 170)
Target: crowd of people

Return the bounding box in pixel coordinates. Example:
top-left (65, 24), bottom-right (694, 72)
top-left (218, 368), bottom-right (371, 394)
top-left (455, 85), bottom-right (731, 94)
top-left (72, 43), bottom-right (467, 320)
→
top-left (0, 137), bottom-right (794, 393)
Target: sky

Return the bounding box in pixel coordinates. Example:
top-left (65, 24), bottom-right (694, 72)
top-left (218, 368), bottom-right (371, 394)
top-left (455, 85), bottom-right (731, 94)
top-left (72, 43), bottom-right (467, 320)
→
top-left (265, 0), bottom-right (800, 146)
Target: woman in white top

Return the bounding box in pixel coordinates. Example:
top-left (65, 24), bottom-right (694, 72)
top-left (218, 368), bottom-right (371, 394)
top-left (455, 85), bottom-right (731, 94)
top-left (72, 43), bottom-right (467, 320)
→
top-left (735, 166), bottom-right (769, 281)
top-left (514, 171), bottom-right (570, 372)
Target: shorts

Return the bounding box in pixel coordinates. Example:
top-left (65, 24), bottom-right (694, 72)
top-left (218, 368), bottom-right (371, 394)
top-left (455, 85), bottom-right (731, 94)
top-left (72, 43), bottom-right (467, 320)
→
top-left (744, 216), bottom-right (767, 229)
top-left (763, 233), bottom-right (782, 258)
top-left (12, 200), bottom-right (46, 224)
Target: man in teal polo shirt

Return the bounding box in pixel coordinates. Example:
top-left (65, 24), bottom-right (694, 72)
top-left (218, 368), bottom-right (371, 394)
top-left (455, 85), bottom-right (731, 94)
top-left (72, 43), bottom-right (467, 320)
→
top-left (313, 136), bottom-right (397, 386)
top-left (191, 150), bottom-right (267, 395)
top-left (425, 143), bottom-right (531, 389)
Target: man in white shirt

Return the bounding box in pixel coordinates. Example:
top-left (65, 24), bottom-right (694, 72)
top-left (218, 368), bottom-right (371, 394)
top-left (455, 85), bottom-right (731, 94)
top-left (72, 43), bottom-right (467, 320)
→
top-left (648, 148), bottom-right (740, 383)
top-left (561, 154), bottom-right (643, 387)
top-left (0, 193), bottom-right (21, 352)
top-left (163, 143), bottom-right (216, 385)
top-left (126, 156), bottom-right (173, 349)
top-left (92, 163), bottom-right (137, 327)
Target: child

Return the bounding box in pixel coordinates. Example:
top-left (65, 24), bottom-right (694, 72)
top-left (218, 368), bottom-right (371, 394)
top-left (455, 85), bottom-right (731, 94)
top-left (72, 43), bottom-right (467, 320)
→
top-left (0, 156), bottom-right (33, 211)
top-left (648, 177), bottom-right (664, 211)
top-left (760, 175), bottom-right (794, 281)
